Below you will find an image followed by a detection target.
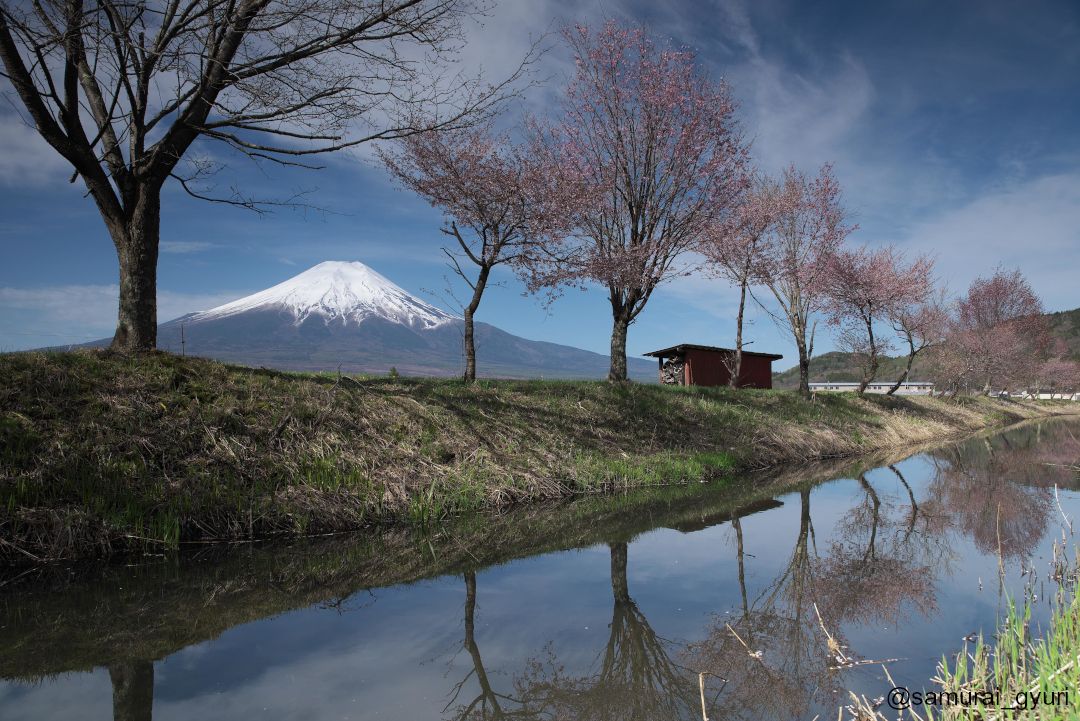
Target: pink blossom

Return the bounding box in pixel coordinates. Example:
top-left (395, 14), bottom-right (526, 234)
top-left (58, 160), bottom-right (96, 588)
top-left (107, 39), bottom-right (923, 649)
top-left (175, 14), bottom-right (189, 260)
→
top-left (524, 19), bottom-right (750, 381)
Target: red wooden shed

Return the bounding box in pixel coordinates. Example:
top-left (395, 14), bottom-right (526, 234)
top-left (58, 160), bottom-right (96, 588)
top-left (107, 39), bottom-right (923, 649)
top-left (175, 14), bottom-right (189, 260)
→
top-left (643, 344), bottom-right (783, 389)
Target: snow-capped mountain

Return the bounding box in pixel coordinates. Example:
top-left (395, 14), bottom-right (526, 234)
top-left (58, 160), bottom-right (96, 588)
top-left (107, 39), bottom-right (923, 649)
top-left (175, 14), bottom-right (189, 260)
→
top-left (185, 261), bottom-right (458, 330)
top-left (156, 261), bottom-right (656, 381)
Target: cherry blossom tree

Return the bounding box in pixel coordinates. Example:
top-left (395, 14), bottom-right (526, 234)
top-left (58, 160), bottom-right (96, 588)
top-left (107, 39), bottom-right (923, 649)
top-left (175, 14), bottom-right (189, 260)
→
top-left (822, 245), bottom-right (934, 396)
top-left (526, 19), bottom-right (749, 382)
top-left (699, 170), bottom-right (787, 387)
top-left (885, 283), bottom-right (950, 395)
top-left (934, 267), bottom-right (1049, 396)
top-left (753, 164), bottom-right (855, 396)
top-left (378, 123), bottom-right (569, 381)
top-left (0, 0), bottom-right (537, 350)
top-left (1028, 340), bottom-right (1080, 398)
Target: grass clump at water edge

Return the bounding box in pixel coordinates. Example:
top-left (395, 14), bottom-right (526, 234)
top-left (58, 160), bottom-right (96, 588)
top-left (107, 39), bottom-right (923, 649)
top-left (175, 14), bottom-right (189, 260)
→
top-left (845, 530), bottom-right (1080, 721)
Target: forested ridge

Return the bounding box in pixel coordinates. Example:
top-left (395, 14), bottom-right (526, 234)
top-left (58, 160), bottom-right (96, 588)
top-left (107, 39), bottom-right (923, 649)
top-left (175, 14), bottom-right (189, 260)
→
top-left (772, 306), bottom-right (1080, 389)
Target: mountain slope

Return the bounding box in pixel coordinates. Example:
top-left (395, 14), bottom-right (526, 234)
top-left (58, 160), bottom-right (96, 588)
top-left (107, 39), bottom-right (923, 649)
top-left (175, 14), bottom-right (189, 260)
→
top-left (181, 260), bottom-right (456, 330)
top-left (154, 261), bottom-right (657, 381)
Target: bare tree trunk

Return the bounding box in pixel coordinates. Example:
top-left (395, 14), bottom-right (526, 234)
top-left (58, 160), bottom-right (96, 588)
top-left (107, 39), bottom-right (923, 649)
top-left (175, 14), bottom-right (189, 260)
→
top-left (789, 313), bottom-right (815, 398)
top-left (858, 474), bottom-right (880, 562)
top-left (462, 571), bottom-right (503, 714)
top-left (887, 338), bottom-right (917, 395)
top-left (608, 311), bottom-right (631, 383)
top-left (730, 279), bottom-right (748, 388)
top-left (462, 265), bottom-right (491, 382)
top-left (796, 337), bottom-right (811, 397)
top-left (890, 464), bottom-right (918, 542)
top-left (109, 659), bottom-right (154, 721)
top-left (856, 322), bottom-right (879, 397)
top-left (731, 514), bottom-right (748, 623)
top-left (109, 186), bottom-right (161, 351)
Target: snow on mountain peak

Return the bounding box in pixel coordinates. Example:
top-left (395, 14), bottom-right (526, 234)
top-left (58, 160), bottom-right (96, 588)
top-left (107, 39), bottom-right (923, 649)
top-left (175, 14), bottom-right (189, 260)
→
top-left (187, 261), bottom-right (459, 329)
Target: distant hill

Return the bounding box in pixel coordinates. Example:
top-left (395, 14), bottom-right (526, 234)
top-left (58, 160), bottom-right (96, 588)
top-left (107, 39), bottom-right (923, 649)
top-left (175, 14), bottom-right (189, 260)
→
top-left (1047, 308), bottom-right (1080, 361)
top-left (772, 306), bottom-right (1080, 389)
top-left (771, 351), bottom-right (928, 390)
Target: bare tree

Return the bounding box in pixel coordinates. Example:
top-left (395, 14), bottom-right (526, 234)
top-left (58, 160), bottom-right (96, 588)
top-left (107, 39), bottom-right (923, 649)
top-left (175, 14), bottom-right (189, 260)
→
top-left (0, 0), bottom-right (536, 349)
top-left (698, 169), bottom-right (785, 387)
top-left (377, 122), bottom-right (572, 381)
top-left (822, 244), bottom-right (934, 397)
top-left (885, 283), bottom-right (949, 395)
top-left (752, 164), bottom-right (855, 397)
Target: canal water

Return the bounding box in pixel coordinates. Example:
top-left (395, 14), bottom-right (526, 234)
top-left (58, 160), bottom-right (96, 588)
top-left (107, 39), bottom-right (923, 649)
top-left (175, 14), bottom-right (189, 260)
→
top-left (2, 418), bottom-right (1079, 720)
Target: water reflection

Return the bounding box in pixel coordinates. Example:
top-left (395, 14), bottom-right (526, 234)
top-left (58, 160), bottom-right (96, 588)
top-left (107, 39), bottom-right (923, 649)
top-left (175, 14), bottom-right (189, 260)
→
top-left (109, 661), bottom-right (153, 721)
top-left (923, 437), bottom-right (1059, 564)
top-left (506, 541), bottom-right (702, 721)
top-left (443, 572), bottom-right (510, 719)
top-left (682, 489), bottom-right (834, 721)
top-left (1, 418), bottom-right (1079, 721)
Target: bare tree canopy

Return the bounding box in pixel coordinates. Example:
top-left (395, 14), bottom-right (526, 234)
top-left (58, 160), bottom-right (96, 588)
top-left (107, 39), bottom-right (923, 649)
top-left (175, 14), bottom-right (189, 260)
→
top-left (0, 0), bottom-right (536, 349)
top-left (377, 121), bottom-right (573, 381)
top-left (752, 163), bottom-right (855, 396)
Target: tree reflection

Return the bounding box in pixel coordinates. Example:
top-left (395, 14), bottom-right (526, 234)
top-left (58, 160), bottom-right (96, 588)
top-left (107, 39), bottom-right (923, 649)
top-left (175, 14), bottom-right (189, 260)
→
top-left (685, 477), bottom-right (947, 720)
top-left (813, 471), bottom-right (943, 630)
top-left (448, 423), bottom-right (1079, 721)
top-left (108, 659), bottom-right (154, 721)
top-left (444, 572), bottom-right (524, 720)
top-left (510, 542), bottom-right (701, 720)
top-left (683, 490), bottom-right (836, 720)
top-left (923, 436), bottom-right (1062, 566)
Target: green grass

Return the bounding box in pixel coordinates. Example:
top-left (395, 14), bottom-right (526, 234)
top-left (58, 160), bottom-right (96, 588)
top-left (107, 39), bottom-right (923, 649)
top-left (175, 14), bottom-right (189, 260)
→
top-left (907, 585), bottom-right (1080, 720)
top-left (1, 348), bottom-right (1074, 563)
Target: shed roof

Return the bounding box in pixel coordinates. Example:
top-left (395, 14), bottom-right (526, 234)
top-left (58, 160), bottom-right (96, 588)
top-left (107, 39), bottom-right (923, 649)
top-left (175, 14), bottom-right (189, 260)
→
top-left (642, 344), bottom-right (783, 360)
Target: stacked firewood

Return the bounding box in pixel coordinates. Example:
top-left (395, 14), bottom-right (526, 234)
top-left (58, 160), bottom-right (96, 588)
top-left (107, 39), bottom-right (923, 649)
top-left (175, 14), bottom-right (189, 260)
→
top-left (661, 358), bottom-right (686, 385)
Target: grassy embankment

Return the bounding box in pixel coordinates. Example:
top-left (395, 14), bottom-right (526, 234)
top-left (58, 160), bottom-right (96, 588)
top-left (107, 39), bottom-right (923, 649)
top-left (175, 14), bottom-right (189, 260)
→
top-left (2, 348), bottom-right (1077, 563)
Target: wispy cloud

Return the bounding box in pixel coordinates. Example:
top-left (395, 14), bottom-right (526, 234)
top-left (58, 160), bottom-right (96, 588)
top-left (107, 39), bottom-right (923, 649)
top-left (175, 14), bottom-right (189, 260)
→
top-left (0, 112), bottom-right (73, 186)
top-left (0, 284), bottom-right (252, 350)
top-left (896, 172), bottom-right (1080, 311)
top-left (160, 241), bottom-right (216, 253)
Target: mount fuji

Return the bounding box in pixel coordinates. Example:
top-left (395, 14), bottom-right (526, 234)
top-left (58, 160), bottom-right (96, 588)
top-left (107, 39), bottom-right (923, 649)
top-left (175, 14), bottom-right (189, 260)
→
top-left (154, 261), bottom-right (657, 381)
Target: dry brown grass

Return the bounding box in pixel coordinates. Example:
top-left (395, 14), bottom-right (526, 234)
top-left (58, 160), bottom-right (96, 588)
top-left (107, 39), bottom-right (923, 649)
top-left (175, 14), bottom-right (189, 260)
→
top-left (1, 348), bottom-right (1075, 563)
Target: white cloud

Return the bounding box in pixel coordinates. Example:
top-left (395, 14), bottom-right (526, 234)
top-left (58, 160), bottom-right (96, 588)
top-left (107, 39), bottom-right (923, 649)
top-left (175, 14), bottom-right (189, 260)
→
top-left (0, 112), bottom-right (73, 186)
top-left (895, 172), bottom-right (1080, 312)
top-left (0, 284), bottom-right (252, 350)
top-left (160, 241), bottom-right (215, 253)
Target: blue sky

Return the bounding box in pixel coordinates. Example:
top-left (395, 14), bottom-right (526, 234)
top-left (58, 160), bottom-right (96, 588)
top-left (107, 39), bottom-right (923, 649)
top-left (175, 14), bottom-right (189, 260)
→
top-left (2, 0), bottom-right (1079, 370)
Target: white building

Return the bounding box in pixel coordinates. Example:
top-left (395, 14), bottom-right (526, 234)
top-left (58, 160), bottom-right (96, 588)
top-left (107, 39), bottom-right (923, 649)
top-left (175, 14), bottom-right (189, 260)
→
top-left (1008, 391), bottom-right (1080, 401)
top-left (807, 381), bottom-right (934, 395)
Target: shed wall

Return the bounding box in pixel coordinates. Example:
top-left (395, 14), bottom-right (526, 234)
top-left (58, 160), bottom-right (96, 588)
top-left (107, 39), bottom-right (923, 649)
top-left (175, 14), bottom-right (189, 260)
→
top-left (682, 349), bottom-right (774, 389)
top-left (685, 349), bottom-right (730, 387)
top-left (740, 355), bottom-right (774, 390)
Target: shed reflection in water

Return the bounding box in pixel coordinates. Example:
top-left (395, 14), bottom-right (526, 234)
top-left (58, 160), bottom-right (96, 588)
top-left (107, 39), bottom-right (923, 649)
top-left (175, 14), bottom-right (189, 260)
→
top-left (1, 418), bottom-right (1078, 721)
